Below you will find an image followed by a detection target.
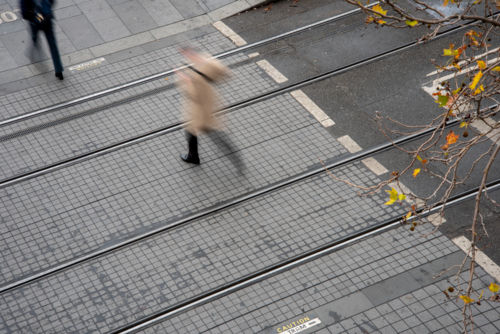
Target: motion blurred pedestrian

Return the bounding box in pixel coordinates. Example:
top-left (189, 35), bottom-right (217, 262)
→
top-left (20, 0), bottom-right (64, 80)
top-left (176, 47), bottom-right (244, 172)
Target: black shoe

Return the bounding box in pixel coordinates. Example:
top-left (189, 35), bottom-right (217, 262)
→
top-left (180, 153), bottom-right (200, 165)
top-left (55, 72), bottom-right (64, 80)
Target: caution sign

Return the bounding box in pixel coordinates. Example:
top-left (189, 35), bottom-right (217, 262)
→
top-left (68, 58), bottom-right (108, 73)
top-left (267, 312), bottom-right (322, 334)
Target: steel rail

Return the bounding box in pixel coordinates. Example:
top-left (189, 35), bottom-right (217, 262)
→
top-left (0, 3), bottom-right (378, 127)
top-left (0, 18), bottom-right (479, 189)
top-left (111, 179), bottom-right (500, 334)
top-left (0, 9), bottom-right (495, 294)
top-left (0, 97), bottom-right (488, 294)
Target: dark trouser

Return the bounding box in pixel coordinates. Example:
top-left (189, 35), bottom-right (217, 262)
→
top-left (186, 130), bottom-right (245, 173)
top-left (186, 131), bottom-right (199, 160)
top-left (30, 19), bottom-right (63, 74)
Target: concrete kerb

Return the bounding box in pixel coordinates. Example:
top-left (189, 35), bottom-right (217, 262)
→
top-left (0, 0), bottom-right (269, 86)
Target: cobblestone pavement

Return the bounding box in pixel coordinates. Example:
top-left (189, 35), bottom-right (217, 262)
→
top-left (0, 59), bottom-right (277, 180)
top-left (0, 0), bottom-right (267, 84)
top-left (0, 159), bottom-right (403, 333)
top-left (138, 224), bottom-right (500, 334)
top-left (0, 92), bottom-right (353, 287)
top-left (0, 31), bottom-right (238, 120)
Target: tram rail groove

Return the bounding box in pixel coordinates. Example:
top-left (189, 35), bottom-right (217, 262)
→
top-left (111, 179), bottom-right (500, 334)
top-left (0, 3), bottom-right (379, 128)
top-left (0, 102), bottom-right (490, 295)
top-left (0, 18), bottom-right (484, 189)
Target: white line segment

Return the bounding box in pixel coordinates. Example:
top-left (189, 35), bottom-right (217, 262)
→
top-left (337, 135), bottom-right (388, 175)
top-left (453, 236), bottom-right (500, 283)
top-left (248, 52), bottom-right (260, 58)
top-left (290, 90), bottom-right (334, 127)
top-left (212, 21), bottom-right (247, 47)
top-left (256, 60), bottom-right (288, 83)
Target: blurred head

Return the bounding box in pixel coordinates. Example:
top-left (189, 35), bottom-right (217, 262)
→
top-left (179, 45), bottom-right (206, 66)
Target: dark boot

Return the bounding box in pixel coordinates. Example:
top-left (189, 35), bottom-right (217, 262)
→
top-left (181, 131), bottom-right (200, 164)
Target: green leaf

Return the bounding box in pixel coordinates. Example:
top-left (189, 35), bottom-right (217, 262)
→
top-left (436, 95), bottom-right (449, 107)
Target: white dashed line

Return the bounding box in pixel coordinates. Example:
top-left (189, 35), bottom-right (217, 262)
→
top-left (248, 52), bottom-right (260, 58)
top-left (470, 118), bottom-right (500, 144)
top-left (453, 236), bottom-right (500, 283)
top-left (290, 90), bottom-right (334, 127)
top-left (212, 21), bottom-right (247, 47)
top-left (427, 213), bottom-right (447, 227)
top-left (337, 135), bottom-right (388, 175)
top-left (256, 60), bottom-right (288, 83)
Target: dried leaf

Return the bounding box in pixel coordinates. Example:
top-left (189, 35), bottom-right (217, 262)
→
top-left (446, 131), bottom-right (459, 144)
top-left (372, 4), bottom-right (387, 15)
top-left (460, 295), bottom-right (474, 303)
top-left (470, 70), bottom-right (483, 89)
top-left (413, 168), bottom-right (421, 177)
top-left (422, 159), bottom-right (428, 164)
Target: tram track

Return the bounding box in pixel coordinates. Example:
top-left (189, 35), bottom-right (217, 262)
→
top-left (0, 14), bottom-right (480, 189)
top-left (0, 8), bottom-right (495, 295)
top-left (0, 3), bottom-right (378, 128)
top-left (1, 10), bottom-right (499, 333)
top-left (111, 178), bottom-right (500, 334)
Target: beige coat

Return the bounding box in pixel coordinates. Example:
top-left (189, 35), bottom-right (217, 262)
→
top-left (181, 57), bottom-right (228, 134)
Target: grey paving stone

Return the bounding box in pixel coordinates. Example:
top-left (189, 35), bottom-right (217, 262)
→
top-left (0, 47), bottom-right (18, 71)
top-left (0, 28), bottom-right (49, 66)
top-left (92, 16), bottom-right (131, 42)
top-left (112, 0), bottom-right (158, 34)
top-left (203, 0), bottom-right (233, 11)
top-left (0, 18), bottom-right (25, 35)
top-left (170, 0), bottom-right (205, 18)
top-left (53, 5), bottom-right (82, 19)
top-left (77, 0), bottom-right (117, 22)
top-left (362, 272), bottom-right (422, 307)
top-left (58, 14), bottom-right (104, 50)
top-left (138, 0), bottom-right (184, 26)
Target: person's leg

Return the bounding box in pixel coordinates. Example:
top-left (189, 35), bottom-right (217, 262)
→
top-left (180, 130), bottom-right (200, 164)
top-left (42, 20), bottom-right (64, 78)
top-left (30, 20), bottom-right (39, 46)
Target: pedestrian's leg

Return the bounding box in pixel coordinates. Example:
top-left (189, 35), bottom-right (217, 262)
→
top-left (180, 130), bottom-right (200, 164)
top-left (43, 20), bottom-right (64, 79)
top-left (30, 20), bottom-right (39, 46)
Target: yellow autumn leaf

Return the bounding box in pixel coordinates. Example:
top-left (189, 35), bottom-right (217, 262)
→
top-left (453, 63), bottom-right (461, 71)
top-left (443, 0), bottom-right (449, 6)
top-left (474, 84), bottom-right (484, 95)
top-left (413, 168), bottom-right (421, 177)
top-left (406, 20), bottom-right (418, 27)
top-left (372, 4), bottom-right (387, 15)
top-left (460, 295), bottom-right (474, 303)
top-left (385, 187), bottom-right (398, 205)
top-left (490, 282), bottom-right (500, 293)
top-left (406, 211), bottom-right (412, 219)
top-left (377, 19), bottom-right (386, 24)
top-left (452, 87), bottom-right (461, 95)
top-left (470, 70), bottom-right (483, 89)
top-left (398, 193), bottom-right (406, 201)
top-left (460, 121), bottom-right (467, 128)
top-left (492, 66), bottom-right (500, 72)
top-left (479, 290), bottom-right (484, 300)
top-left (477, 60), bottom-right (486, 69)
top-left (416, 155), bottom-right (423, 162)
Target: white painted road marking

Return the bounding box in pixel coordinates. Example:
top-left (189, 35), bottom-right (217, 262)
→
top-left (256, 60), bottom-right (288, 83)
top-left (337, 135), bottom-right (388, 175)
top-left (470, 118), bottom-right (500, 144)
top-left (290, 90), bottom-right (334, 127)
top-left (453, 236), bottom-right (500, 283)
top-left (212, 21), bottom-right (247, 47)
